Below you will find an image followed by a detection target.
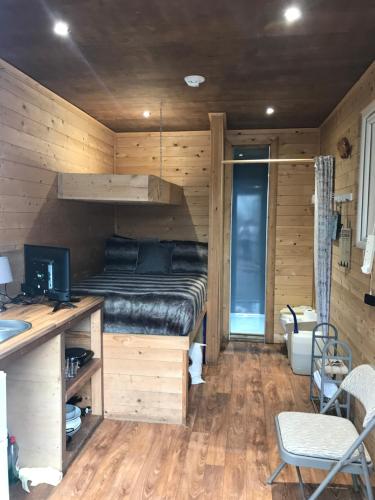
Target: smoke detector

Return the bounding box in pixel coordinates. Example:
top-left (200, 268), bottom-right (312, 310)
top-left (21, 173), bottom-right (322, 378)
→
top-left (184, 75), bottom-right (205, 88)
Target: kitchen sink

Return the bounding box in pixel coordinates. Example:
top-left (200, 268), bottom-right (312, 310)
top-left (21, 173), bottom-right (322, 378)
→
top-left (0, 320), bottom-right (32, 343)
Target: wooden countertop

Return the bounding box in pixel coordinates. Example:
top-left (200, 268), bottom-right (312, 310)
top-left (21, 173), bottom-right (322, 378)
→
top-left (0, 296), bottom-right (103, 362)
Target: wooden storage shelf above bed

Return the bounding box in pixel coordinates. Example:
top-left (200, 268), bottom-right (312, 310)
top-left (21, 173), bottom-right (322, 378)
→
top-left (58, 173), bottom-right (182, 205)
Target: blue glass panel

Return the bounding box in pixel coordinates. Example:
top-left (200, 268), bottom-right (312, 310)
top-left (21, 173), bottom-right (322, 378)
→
top-left (230, 146), bottom-right (269, 335)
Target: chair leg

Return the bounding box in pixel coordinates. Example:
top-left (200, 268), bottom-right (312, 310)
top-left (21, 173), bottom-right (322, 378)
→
top-left (334, 399), bottom-right (342, 417)
top-left (307, 463), bottom-right (342, 500)
top-left (352, 474), bottom-right (360, 493)
top-left (296, 466), bottom-right (306, 500)
top-left (360, 452), bottom-right (374, 500)
top-left (266, 462), bottom-right (287, 485)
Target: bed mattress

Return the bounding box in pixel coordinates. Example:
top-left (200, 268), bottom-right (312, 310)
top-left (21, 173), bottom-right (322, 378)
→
top-left (72, 271), bottom-right (207, 336)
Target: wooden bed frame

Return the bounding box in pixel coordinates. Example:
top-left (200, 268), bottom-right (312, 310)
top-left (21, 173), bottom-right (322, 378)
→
top-left (102, 305), bottom-right (207, 424)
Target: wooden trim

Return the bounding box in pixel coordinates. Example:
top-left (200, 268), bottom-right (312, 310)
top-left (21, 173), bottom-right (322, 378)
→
top-left (181, 350), bottom-right (189, 422)
top-left (227, 128), bottom-right (319, 139)
top-left (116, 130), bottom-right (211, 138)
top-left (220, 140), bottom-right (277, 343)
top-left (222, 158), bottom-right (315, 164)
top-left (206, 112), bottom-right (226, 364)
top-left (90, 308), bottom-right (104, 416)
top-left (221, 140), bottom-right (233, 347)
top-left (265, 140), bottom-right (279, 343)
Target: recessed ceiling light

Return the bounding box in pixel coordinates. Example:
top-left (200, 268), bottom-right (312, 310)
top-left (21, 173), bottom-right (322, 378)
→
top-left (284, 5), bottom-right (302, 23)
top-left (266, 107), bottom-right (275, 116)
top-left (53, 21), bottom-right (69, 37)
top-left (143, 110), bottom-right (151, 118)
top-left (238, 153), bottom-right (244, 157)
top-left (184, 75), bottom-right (205, 88)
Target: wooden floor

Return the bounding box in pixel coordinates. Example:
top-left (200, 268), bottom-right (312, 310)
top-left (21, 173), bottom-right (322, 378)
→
top-left (13, 343), bottom-right (364, 499)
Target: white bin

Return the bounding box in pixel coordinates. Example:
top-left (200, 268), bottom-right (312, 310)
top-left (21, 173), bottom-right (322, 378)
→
top-left (290, 330), bottom-right (313, 375)
top-left (284, 321), bottom-right (317, 363)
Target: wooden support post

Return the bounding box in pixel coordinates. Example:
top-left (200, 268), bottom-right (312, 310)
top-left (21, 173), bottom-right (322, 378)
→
top-left (206, 113), bottom-right (226, 364)
top-left (221, 139), bottom-right (233, 348)
top-left (90, 308), bottom-right (104, 416)
top-left (264, 140), bottom-right (279, 342)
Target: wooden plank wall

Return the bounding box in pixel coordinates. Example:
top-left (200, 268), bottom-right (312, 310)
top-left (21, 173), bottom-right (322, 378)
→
top-left (115, 127), bottom-right (318, 341)
top-left (114, 131), bottom-right (210, 242)
top-left (0, 59), bottom-right (115, 292)
top-left (103, 334), bottom-right (189, 424)
top-left (115, 128), bottom-right (318, 339)
top-left (320, 62), bottom-right (375, 454)
top-left (226, 129), bottom-right (320, 337)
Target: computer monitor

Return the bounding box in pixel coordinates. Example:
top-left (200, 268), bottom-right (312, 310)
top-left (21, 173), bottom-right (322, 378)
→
top-left (22, 244), bottom-right (71, 302)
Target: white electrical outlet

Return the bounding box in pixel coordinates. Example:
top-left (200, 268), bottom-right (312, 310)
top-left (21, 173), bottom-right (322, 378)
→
top-left (362, 234), bottom-right (375, 274)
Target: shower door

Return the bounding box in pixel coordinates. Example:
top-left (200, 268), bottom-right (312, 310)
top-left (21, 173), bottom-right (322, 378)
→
top-left (230, 146), bottom-right (269, 337)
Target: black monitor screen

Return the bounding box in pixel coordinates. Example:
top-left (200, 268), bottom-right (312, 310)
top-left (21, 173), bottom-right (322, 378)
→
top-left (22, 245), bottom-right (71, 302)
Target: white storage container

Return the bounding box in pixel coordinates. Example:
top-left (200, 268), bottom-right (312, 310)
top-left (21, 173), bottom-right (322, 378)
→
top-left (285, 321), bottom-right (317, 362)
top-left (290, 330), bottom-right (313, 375)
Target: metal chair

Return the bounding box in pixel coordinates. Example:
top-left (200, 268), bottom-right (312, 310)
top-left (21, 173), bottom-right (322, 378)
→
top-left (267, 364), bottom-right (375, 499)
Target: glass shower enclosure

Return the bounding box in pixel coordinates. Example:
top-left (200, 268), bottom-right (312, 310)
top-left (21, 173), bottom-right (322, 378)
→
top-left (230, 146), bottom-right (270, 337)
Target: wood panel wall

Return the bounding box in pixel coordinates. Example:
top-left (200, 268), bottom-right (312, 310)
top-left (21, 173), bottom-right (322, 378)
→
top-left (114, 131), bottom-right (210, 242)
top-left (226, 129), bottom-right (320, 338)
top-left (320, 62), bottom-right (375, 453)
top-left (115, 127), bottom-right (318, 341)
top-left (0, 59), bottom-right (115, 292)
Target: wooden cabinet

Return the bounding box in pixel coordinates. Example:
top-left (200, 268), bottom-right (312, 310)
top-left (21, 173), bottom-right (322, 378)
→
top-left (0, 297), bottom-right (103, 474)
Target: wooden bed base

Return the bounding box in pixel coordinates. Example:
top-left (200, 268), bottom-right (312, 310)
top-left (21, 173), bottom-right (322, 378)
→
top-left (103, 306), bottom-right (206, 424)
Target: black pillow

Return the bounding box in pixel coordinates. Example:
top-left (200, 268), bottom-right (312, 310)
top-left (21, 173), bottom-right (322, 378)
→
top-left (170, 241), bottom-right (208, 274)
top-left (104, 237), bottom-right (139, 272)
top-left (136, 241), bottom-right (173, 274)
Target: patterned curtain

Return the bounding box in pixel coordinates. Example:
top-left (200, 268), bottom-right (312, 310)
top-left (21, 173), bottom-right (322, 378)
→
top-left (314, 156), bottom-right (334, 330)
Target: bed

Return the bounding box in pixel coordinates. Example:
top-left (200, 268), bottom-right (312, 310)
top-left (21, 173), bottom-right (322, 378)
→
top-left (72, 271), bottom-right (207, 336)
top-left (72, 237), bottom-right (208, 424)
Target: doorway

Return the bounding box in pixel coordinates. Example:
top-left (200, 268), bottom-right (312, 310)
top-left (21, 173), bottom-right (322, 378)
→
top-left (230, 146), bottom-right (270, 338)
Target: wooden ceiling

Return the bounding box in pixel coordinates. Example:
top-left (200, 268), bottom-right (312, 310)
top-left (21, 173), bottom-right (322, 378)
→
top-left (1, 0), bottom-right (374, 132)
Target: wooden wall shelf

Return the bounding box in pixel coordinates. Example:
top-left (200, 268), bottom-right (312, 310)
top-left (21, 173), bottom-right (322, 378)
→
top-left (65, 358), bottom-right (102, 402)
top-left (58, 173), bottom-right (182, 205)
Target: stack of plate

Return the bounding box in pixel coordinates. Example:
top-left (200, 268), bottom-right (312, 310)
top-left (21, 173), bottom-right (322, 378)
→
top-left (65, 404), bottom-right (81, 437)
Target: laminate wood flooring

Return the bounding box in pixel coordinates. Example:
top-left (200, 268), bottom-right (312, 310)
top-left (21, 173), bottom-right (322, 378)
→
top-left (11, 343), bottom-right (366, 499)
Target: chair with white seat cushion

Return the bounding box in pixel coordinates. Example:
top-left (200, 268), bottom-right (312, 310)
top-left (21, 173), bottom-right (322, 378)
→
top-left (267, 364), bottom-right (375, 500)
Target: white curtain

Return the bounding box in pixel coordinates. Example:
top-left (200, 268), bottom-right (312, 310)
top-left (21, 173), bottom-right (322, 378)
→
top-left (314, 155), bottom-right (334, 329)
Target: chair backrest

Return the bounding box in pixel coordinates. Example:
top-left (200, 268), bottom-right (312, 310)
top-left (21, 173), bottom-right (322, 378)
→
top-left (341, 364), bottom-right (375, 427)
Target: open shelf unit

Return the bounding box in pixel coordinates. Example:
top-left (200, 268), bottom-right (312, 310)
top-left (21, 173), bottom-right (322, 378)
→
top-left (58, 173), bottom-right (183, 205)
top-left (64, 414), bottom-right (102, 470)
top-left (65, 358), bottom-right (102, 402)
top-left (63, 308), bottom-right (104, 471)
top-left (0, 297), bottom-right (104, 491)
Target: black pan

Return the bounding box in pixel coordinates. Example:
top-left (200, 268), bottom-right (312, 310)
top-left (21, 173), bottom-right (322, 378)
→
top-left (65, 347), bottom-right (94, 367)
